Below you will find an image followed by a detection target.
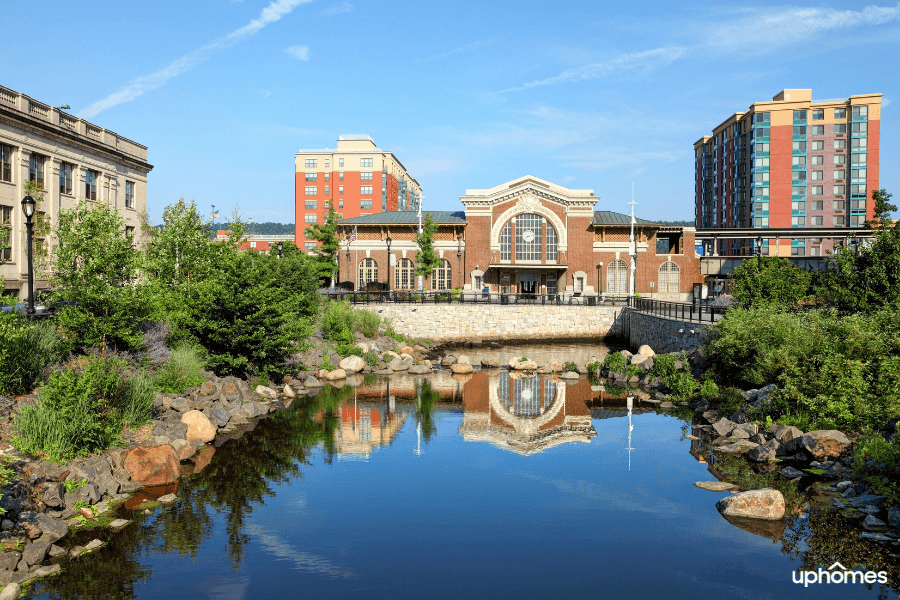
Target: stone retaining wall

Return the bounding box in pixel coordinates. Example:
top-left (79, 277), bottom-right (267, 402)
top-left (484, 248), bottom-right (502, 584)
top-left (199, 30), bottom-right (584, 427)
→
top-left (626, 310), bottom-right (711, 354)
top-left (365, 304), bottom-right (626, 342)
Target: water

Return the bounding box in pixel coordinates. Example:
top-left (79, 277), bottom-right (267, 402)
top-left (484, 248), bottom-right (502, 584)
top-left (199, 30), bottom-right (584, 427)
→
top-left (27, 349), bottom-right (899, 599)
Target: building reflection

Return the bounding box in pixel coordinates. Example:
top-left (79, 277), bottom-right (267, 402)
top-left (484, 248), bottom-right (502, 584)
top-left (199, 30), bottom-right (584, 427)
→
top-left (317, 391), bottom-right (409, 461)
top-left (457, 372), bottom-right (597, 455)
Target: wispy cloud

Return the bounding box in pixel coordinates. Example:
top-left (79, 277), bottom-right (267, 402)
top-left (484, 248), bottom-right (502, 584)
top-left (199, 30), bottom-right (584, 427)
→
top-left (244, 524), bottom-right (356, 579)
top-left (285, 45), bottom-right (310, 60)
top-left (323, 1), bottom-right (352, 15)
top-left (260, 90), bottom-right (271, 99)
top-left (78, 0), bottom-right (312, 118)
top-left (416, 36), bottom-right (504, 63)
top-left (883, 97), bottom-right (892, 108)
top-left (563, 150), bottom-right (677, 172)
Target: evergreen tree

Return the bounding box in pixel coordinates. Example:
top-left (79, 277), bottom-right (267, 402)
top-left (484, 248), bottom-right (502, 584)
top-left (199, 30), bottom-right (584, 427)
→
top-left (304, 200), bottom-right (340, 284)
top-left (414, 213), bottom-right (441, 287)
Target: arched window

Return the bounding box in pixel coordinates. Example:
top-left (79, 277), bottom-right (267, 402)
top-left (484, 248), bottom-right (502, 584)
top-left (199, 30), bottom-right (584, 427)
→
top-left (498, 213), bottom-right (558, 262)
top-left (431, 258), bottom-right (452, 290)
top-left (395, 258), bottom-right (415, 289)
top-left (607, 260), bottom-right (628, 295)
top-left (658, 261), bottom-right (680, 293)
top-left (358, 258), bottom-right (378, 286)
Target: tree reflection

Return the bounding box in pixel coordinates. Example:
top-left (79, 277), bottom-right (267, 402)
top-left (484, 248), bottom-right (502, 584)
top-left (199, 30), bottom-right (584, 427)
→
top-left (414, 380), bottom-right (439, 445)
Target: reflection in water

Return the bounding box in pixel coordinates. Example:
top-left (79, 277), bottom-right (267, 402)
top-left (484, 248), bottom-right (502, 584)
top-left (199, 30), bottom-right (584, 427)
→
top-left (318, 388), bottom-right (409, 461)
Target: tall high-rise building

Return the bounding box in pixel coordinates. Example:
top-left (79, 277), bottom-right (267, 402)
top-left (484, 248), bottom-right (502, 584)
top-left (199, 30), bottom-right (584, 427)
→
top-left (694, 89), bottom-right (881, 256)
top-left (294, 135), bottom-right (422, 250)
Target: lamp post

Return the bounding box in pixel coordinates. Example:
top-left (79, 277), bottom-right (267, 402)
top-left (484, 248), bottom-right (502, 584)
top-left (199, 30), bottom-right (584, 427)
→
top-left (385, 235), bottom-right (392, 292)
top-left (21, 195), bottom-right (36, 316)
top-left (456, 234), bottom-right (462, 288)
top-left (346, 246), bottom-right (351, 289)
top-left (755, 236), bottom-right (763, 259)
top-left (277, 241), bottom-right (283, 259)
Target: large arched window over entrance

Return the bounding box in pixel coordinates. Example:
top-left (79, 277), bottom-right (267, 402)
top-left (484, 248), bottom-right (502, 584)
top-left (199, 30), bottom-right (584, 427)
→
top-left (658, 261), bottom-right (680, 293)
top-left (358, 258), bottom-right (378, 287)
top-left (431, 258), bottom-right (452, 290)
top-left (395, 258), bottom-right (415, 289)
top-left (607, 260), bottom-right (628, 295)
top-left (499, 213), bottom-right (558, 262)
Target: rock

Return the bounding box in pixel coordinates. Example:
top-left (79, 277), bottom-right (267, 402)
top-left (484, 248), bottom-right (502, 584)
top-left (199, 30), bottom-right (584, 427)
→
top-left (729, 427), bottom-right (751, 440)
top-left (158, 493), bottom-right (178, 504)
top-left (93, 472), bottom-right (120, 498)
top-left (511, 360), bottom-right (538, 370)
top-left (78, 506), bottom-right (94, 519)
top-left (619, 350), bottom-right (633, 360)
top-left (721, 514), bottom-right (786, 540)
top-left (694, 481), bottom-right (738, 492)
top-left (303, 376), bottom-right (322, 387)
top-left (864, 515), bottom-right (888, 530)
top-left (440, 355), bottom-right (456, 366)
top-left (0, 583), bottom-right (20, 600)
top-left (747, 444), bottom-right (777, 463)
top-left (124, 445), bottom-right (180, 487)
top-left (181, 410), bottom-right (216, 444)
top-left (762, 438), bottom-right (785, 456)
top-left (198, 381), bottom-right (218, 396)
top-left (798, 430), bottom-right (851, 460)
top-left (630, 353), bottom-right (648, 366)
top-left (779, 467), bottom-right (804, 479)
top-left (32, 564), bottom-right (61, 577)
top-left (889, 505), bottom-right (900, 529)
top-left (170, 438), bottom-right (196, 461)
top-left (84, 539), bottom-right (104, 551)
top-left (456, 355), bottom-right (471, 365)
top-left (0, 552), bottom-right (20, 572)
top-left (208, 405), bottom-right (231, 428)
top-left (388, 358), bottom-right (410, 371)
top-left (450, 363), bottom-right (473, 374)
top-left (323, 368), bottom-right (346, 381)
top-left (850, 494), bottom-right (886, 509)
top-left (108, 519), bottom-right (130, 531)
top-left (255, 385), bottom-right (277, 398)
top-left (338, 356), bottom-right (366, 374)
top-left (750, 383), bottom-right (777, 409)
top-left (637, 344), bottom-right (655, 357)
top-left (409, 364), bottom-right (431, 374)
top-left (22, 540), bottom-right (50, 566)
top-left (712, 418), bottom-right (736, 437)
top-left (34, 514), bottom-right (68, 544)
top-left (658, 402), bottom-right (675, 410)
top-left (0, 519), bottom-right (12, 531)
top-left (48, 544), bottom-right (65, 558)
top-left (283, 384), bottom-right (296, 398)
top-left (169, 397), bottom-right (190, 413)
top-left (93, 501), bottom-right (109, 516)
top-left (716, 440), bottom-right (759, 455)
top-left (750, 433), bottom-right (767, 444)
top-left (400, 345), bottom-right (415, 356)
top-left (860, 532), bottom-right (893, 542)
top-left (716, 488), bottom-right (785, 520)
top-left (38, 482), bottom-right (65, 509)
top-left (480, 357), bottom-right (499, 368)
top-left (732, 423), bottom-right (758, 437)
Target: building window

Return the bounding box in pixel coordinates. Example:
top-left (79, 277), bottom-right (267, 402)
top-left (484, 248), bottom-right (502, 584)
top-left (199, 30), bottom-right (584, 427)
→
top-left (850, 154), bottom-right (864, 165)
top-left (852, 184), bottom-right (867, 197)
top-left (793, 110), bottom-right (807, 121)
top-left (811, 140), bottom-right (824, 151)
top-left (0, 144), bottom-right (11, 182)
top-left (792, 141), bottom-right (806, 151)
top-left (852, 122), bottom-right (868, 134)
top-left (851, 214), bottom-right (865, 226)
top-left (305, 214), bottom-right (317, 223)
top-left (852, 168), bottom-right (866, 180)
top-left (338, 186), bottom-right (344, 195)
top-left (515, 213), bottom-right (544, 261)
top-left (305, 186), bottom-right (317, 196)
top-left (793, 126), bottom-right (806, 135)
top-left (810, 216), bottom-right (823, 226)
top-left (29, 154), bottom-right (45, 187)
top-left (755, 143), bottom-right (769, 152)
top-left (124, 181), bottom-right (135, 208)
top-left (304, 241), bottom-right (317, 250)
top-left (607, 260), bottom-right (628, 295)
top-left (339, 158), bottom-right (344, 167)
top-left (811, 186), bottom-right (823, 196)
top-left (852, 106), bottom-right (868, 119)
top-left (360, 172), bottom-right (373, 181)
top-left (0, 206), bottom-right (10, 261)
top-left (360, 200), bottom-right (372, 209)
top-left (810, 245), bottom-right (821, 256)
top-left (811, 171), bottom-right (823, 181)
top-left (791, 246), bottom-right (805, 256)
top-left (305, 173), bottom-right (317, 181)
top-left (811, 200), bottom-right (823, 210)
top-left (834, 169), bottom-right (845, 180)
top-left (811, 125), bottom-right (824, 136)
top-left (85, 169), bottom-right (98, 200)
top-left (754, 217), bottom-right (769, 227)
top-left (125, 225), bottom-right (135, 238)
top-left (791, 216), bottom-right (805, 226)
top-left (360, 158), bottom-right (373, 167)
top-left (324, 186), bottom-right (329, 195)
top-left (305, 159), bottom-right (317, 168)
top-left (792, 201), bottom-right (806, 212)
top-left (324, 159), bottom-right (329, 168)
top-left (395, 258), bottom-right (415, 289)
top-left (792, 156), bottom-right (806, 166)
top-left (500, 221), bottom-right (511, 260)
top-left (755, 157), bottom-right (769, 167)
top-left (834, 139), bottom-right (846, 150)
top-left (835, 154), bottom-right (847, 165)
top-left (358, 258), bottom-right (378, 286)
top-left (834, 108), bottom-right (847, 119)
top-left (811, 156), bottom-right (823, 166)
top-left (812, 109), bottom-right (824, 120)
top-left (324, 173), bottom-right (330, 181)
top-left (360, 186), bottom-right (373, 195)
top-left (834, 215), bottom-right (845, 226)
top-left (431, 259), bottom-right (452, 290)
top-left (658, 261), bottom-right (680, 293)
top-left (834, 199), bottom-right (845, 211)
top-left (834, 185), bottom-right (846, 196)
top-left (59, 162), bottom-right (74, 195)
top-left (305, 200), bottom-right (316, 209)
top-left (339, 172), bottom-right (344, 181)
top-left (338, 199), bottom-right (343, 208)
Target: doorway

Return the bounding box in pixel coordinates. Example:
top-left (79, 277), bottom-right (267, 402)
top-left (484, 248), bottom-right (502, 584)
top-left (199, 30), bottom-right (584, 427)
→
top-left (518, 272), bottom-right (538, 295)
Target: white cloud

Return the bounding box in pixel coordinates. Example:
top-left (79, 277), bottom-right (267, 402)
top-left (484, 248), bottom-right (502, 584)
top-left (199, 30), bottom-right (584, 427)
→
top-left (260, 90), bottom-right (271, 98)
top-left (323, 2), bottom-right (352, 15)
top-left (416, 36), bottom-right (504, 62)
top-left (285, 45), bottom-right (310, 60)
top-left (564, 150), bottom-right (677, 172)
top-left (78, 0), bottom-right (312, 118)
top-left (883, 97), bottom-right (891, 108)
top-left (561, 175), bottom-right (576, 183)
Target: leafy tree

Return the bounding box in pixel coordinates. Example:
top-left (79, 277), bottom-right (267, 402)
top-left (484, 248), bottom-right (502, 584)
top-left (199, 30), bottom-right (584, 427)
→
top-left (730, 256), bottom-right (811, 309)
top-left (866, 188), bottom-right (897, 229)
top-left (304, 200), bottom-right (340, 284)
top-left (226, 206), bottom-right (249, 247)
top-left (414, 213), bottom-right (441, 286)
top-left (50, 200), bottom-right (147, 351)
top-left (145, 198), bottom-right (214, 299)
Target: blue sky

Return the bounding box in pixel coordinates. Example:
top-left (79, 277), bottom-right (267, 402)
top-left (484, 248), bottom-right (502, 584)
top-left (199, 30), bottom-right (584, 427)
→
top-left (3, 0), bottom-right (898, 223)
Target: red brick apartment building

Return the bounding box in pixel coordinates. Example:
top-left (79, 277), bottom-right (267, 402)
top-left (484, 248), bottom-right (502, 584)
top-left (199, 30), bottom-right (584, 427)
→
top-left (294, 135), bottom-right (422, 250)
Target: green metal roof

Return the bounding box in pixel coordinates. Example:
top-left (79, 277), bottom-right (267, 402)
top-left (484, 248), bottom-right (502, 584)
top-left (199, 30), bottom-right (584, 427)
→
top-left (338, 211), bottom-right (466, 225)
top-left (591, 211), bottom-right (660, 226)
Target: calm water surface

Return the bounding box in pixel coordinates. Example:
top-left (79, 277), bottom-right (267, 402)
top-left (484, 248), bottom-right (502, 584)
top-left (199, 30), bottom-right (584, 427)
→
top-left (28, 347), bottom-right (899, 599)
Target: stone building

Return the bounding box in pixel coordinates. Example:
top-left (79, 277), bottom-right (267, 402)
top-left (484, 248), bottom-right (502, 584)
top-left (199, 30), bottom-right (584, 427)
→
top-left (0, 85), bottom-right (152, 299)
top-left (337, 176), bottom-right (700, 300)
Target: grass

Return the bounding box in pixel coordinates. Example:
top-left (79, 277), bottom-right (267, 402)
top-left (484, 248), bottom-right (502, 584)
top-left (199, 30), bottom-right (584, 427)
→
top-left (0, 314), bottom-right (66, 396)
top-left (64, 478), bottom-right (87, 493)
top-left (153, 342), bottom-right (206, 394)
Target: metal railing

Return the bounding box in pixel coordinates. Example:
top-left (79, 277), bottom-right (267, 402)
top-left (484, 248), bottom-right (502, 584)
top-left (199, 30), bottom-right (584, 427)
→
top-left (322, 290), bottom-right (633, 307)
top-left (627, 296), bottom-right (726, 323)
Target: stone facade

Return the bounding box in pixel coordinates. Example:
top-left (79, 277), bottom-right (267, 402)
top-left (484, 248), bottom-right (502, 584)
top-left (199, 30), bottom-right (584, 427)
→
top-left (626, 311), bottom-right (710, 354)
top-left (370, 304), bottom-right (625, 343)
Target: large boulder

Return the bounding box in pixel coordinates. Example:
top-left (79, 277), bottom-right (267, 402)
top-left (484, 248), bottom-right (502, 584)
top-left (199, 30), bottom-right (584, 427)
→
top-left (750, 384), bottom-right (778, 410)
top-left (637, 345), bottom-right (655, 357)
top-left (303, 376), bottom-right (322, 388)
top-left (630, 354), bottom-right (649, 366)
top-left (388, 358), bottom-right (410, 371)
top-left (716, 440), bottom-right (758, 455)
top-left (181, 410), bottom-right (216, 444)
top-left (889, 505), bottom-right (900, 529)
top-left (34, 513), bottom-right (68, 544)
top-left (441, 355), bottom-right (457, 366)
top-left (409, 364), bottom-right (431, 375)
top-left (324, 368), bottom-right (347, 381)
top-left (450, 363), bottom-right (473, 374)
top-left (255, 385), bottom-right (277, 398)
top-left (716, 488), bottom-right (785, 520)
top-left (124, 445), bottom-right (180, 487)
top-left (798, 430), bottom-right (851, 460)
top-left (694, 481), bottom-right (738, 492)
top-left (481, 357), bottom-right (500, 368)
top-left (511, 360), bottom-right (538, 370)
top-left (456, 354), bottom-right (471, 365)
top-left (339, 355), bottom-right (366, 374)
top-left (747, 444), bottom-right (777, 463)
top-left (711, 418), bottom-right (736, 437)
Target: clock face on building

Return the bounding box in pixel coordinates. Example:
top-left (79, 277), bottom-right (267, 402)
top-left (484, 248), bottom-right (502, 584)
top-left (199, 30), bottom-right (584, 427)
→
top-left (522, 229), bottom-right (535, 243)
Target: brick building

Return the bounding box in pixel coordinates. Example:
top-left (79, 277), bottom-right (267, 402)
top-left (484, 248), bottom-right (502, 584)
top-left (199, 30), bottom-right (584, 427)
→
top-left (337, 176), bottom-right (700, 300)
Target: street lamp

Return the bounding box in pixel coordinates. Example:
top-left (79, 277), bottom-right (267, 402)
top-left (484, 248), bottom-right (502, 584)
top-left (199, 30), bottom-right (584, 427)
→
top-left (755, 236), bottom-right (763, 259)
top-left (346, 246), bottom-right (351, 288)
top-left (457, 234), bottom-right (462, 288)
top-left (21, 195), bottom-right (36, 316)
top-left (385, 235), bottom-right (392, 291)
top-left (277, 240), bottom-right (283, 259)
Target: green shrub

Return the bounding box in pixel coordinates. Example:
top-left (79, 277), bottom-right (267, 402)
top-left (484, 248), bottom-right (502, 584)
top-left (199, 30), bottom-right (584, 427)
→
top-left (0, 314), bottom-right (65, 395)
top-left (603, 352), bottom-right (627, 374)
top-left (64, 478), bottom-right (87, 493)
top-left (852, 427), bottom-right (900, 505)
top-left (336, 343), bottom-right (364, 358)
top-left (625, 364), bottom-right (643, 379)
top-left (321, 356), bottom-right (336, 371)
top-left (699, 378), bottom-right (719, 401)
top-left (563, 361), bottom-right (577, 372)
top-left (666, 370), bottom-right (698, 399)
top-left (649, 354), bottom-right (677, 380)
top-left (353, 309), bottom-right (381, 339)
top-left (12, 355), bottom-right (155, 461)
top-left (713, 387), bottom-right (745, 417)
top-left (519, 356), bottom-right (528, 362)
top-left (363, 351), bottom-right (379, 366)
top-left (731, 256), bottom-right (812, 310)
top-left (154, 342), bottom-right (206, 394)
top-left (587, 361), bottom-right (602, 376)
top-left (321, 301), bottom-right (382, 343)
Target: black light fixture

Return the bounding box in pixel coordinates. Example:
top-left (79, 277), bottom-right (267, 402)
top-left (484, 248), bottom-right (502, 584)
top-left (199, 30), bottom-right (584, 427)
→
top-left (755, 236), bottom-right (763, 258)
top-left (385, 235), bottom-right (392, 290)
top-left (457, 234), bottom-right (463, 288)
top-left (59, 104), bottom-right (70, 110)
top-left (277, 240), bottom-right (283, 259)
top-left (21, 195), bottom-right (36, 316)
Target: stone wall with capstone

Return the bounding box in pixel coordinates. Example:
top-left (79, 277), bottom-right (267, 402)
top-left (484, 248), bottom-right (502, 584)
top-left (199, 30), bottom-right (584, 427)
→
top-left (625, 310), bottom-right (710, 354)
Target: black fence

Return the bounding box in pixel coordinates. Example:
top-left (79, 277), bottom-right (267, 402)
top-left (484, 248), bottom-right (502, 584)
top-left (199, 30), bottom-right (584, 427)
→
top-left (322, 290), bottom-right (633, 307)
top-left (627, 296), bottom-right (727, 323)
